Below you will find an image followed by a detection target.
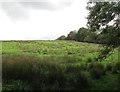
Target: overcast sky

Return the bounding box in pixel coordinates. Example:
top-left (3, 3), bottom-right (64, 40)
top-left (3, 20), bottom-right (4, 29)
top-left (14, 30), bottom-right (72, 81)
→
top-left (0, 0), bottom-right (89, 40)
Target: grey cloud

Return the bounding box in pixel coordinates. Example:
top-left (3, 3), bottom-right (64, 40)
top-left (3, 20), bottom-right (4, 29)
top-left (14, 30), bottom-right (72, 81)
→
top-left (20, 0), bottom-right (73, 10)
top-left (0, 0), bottom-right (74, 20)
top-left (1, 2), bottom-right (28, 20)
top-left (20, 2), bottom-right (55, 10)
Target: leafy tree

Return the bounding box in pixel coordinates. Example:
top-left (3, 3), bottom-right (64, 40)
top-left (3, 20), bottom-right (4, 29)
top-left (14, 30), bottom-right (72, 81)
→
top-left (57, 35), bottom-right (66, 40)
top-left (87, 1), bottom-right (120, 60)
top-left (87, 1), bottom-right (120, 48)
top-left (76, 27), bottom-right (89, 42)
top-left (66, 30), bottom-right (77, 40)
top-left (76, 27), bottom-right (97, 43)
top-left (57, 27), bottom-right (98, 43)
top-left (84, 32), bottom-right (97, 43)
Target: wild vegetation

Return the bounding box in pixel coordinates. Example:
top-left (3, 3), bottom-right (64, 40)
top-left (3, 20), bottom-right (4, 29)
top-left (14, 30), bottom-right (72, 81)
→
top-left (57, 1), bottom-right (120, 60)
top-left (2, 1), bottom-right (120, 91)
top-left (2, 40), bottom-right (119, 90)
top-left (58, 2), bottom-right (120, 48)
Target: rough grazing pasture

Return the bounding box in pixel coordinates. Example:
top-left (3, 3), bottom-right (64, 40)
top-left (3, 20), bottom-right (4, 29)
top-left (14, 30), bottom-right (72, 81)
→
top-left (2, 40), bottom-right (120, 90)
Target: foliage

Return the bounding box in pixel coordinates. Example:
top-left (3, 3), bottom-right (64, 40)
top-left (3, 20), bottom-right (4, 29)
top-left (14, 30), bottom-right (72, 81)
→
top-left (112, 61), bottom-right (120, 73)
top-left (56, 35), bottom-right (66, 40)
top-left (86, 1), bottom-right (120, 60)
top-left (90, 72), bottom-right (119, 90)
top-left (87, 1), bottom-right (120, 48)
top-left (88, 62), bottom-right (105, 79)
top-left (66, 30), bottom-right (77, 40)
top-left (2, 41), bottom-right (119, 90)
top-left (3, 55), bottom-right (89, 90)
top-left (3, 80), bottom-right (32, 90)
top-left (57, 28), bottom-right (98, 43)
top-left (76, 28), bottom-right (89, 42)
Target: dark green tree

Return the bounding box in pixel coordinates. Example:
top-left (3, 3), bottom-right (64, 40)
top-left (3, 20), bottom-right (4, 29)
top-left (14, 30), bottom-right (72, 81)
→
top-left (87, 1), bottom-right (120, 60)
top-left (66, 30), bottom-right (77, 40)
top-left (87, 1), bottom-right (120, 47)
top-left (76, 27), bottom-right (89, 42)
top-left (57, 35), bottom-right (66, 40)
top-left (84, 32), bottom-right (97, 43)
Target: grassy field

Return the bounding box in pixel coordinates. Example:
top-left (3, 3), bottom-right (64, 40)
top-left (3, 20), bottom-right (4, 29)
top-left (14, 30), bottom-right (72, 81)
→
top-left (2, 40), bottom-right (120, 90)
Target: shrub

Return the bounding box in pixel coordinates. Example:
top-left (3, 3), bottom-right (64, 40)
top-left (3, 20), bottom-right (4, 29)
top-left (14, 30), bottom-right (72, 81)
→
top-left (88, 62), bottom-right (105, 79)
top-left (105, 62), bottom-right (112, 71)
top-left (86, 58), bottom-right (92, 63)
top-left (112, 62), bottom-right (120, 73)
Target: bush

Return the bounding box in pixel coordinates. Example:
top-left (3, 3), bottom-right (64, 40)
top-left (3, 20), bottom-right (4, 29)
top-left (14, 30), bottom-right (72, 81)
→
top-left (112, 62), bottom-right (120, 73)
top-left (105, 63), bottom-right (112, 71)
top-left (86, 58), bottom-right (92, 63)
top-left (88, 62), bottom-right (105, 79)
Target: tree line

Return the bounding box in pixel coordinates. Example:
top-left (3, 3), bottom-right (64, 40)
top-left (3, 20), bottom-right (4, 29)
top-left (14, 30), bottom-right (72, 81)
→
top-left (57, 1), bottom-right (120, 47)
top-left (57, 27), bottom-right (109, 44)
top-left (57, 1), bottom-right (120, 60)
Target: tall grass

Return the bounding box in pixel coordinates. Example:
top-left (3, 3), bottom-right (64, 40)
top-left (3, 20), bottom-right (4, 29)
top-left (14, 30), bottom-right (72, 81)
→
top-left (87, 62), bottom-right (106, 79)
top-left (3, 55), bottom-right (89, 90)
top-left (2, 41), bottom-right (119, 90)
